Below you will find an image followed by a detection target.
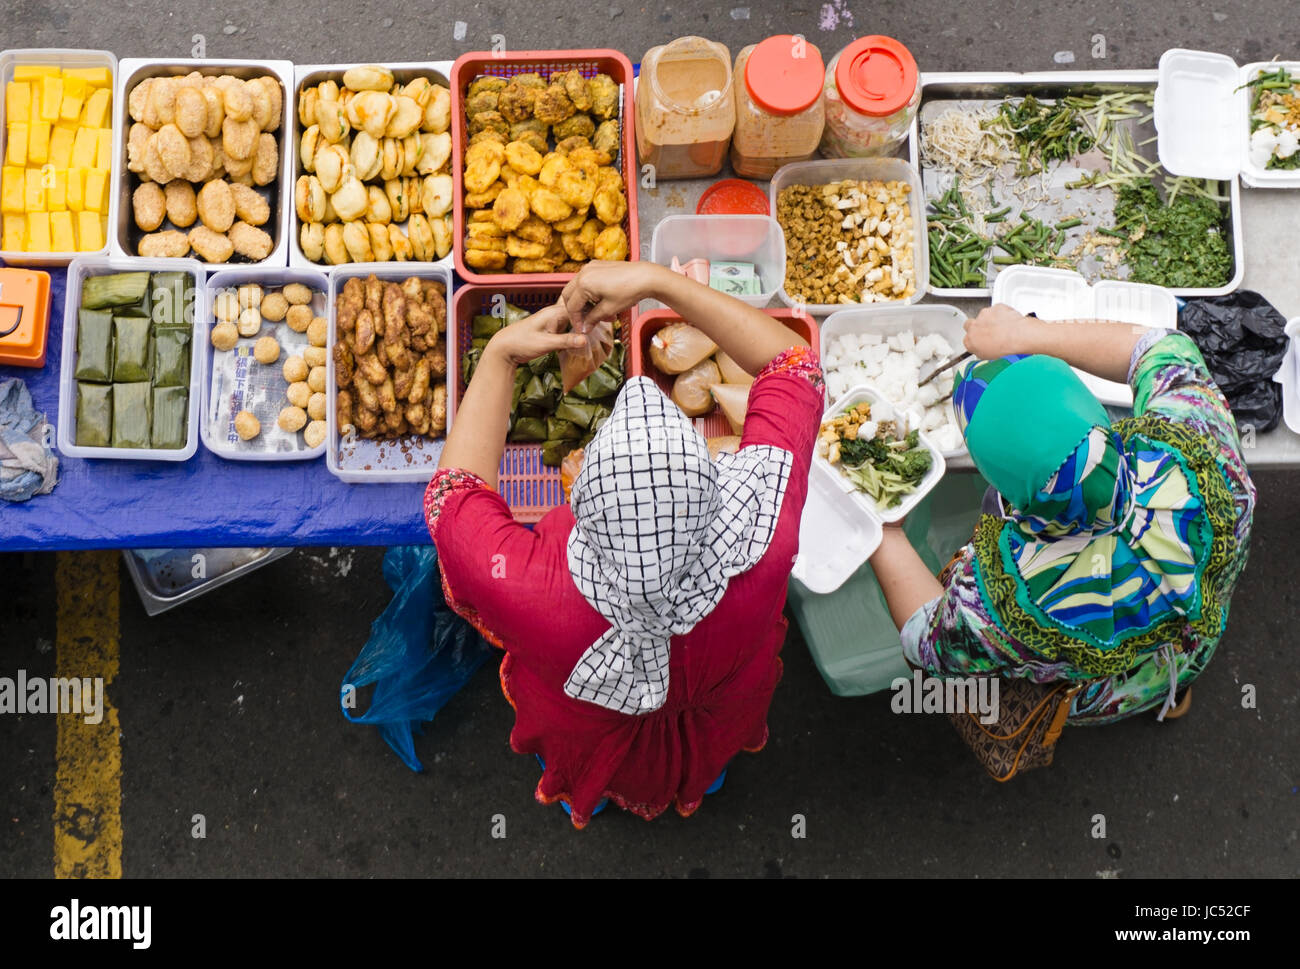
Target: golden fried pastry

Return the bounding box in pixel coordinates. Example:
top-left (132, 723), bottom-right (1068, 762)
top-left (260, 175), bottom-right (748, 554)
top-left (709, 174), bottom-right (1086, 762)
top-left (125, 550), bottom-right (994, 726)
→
top-left (407, 214), bottom-right (435, 261)
top-left (344, 91), bottom-right (392, 138)
top-left (307, 316), bottom-right (329, 348)
top-left (133, 183), bottom-right (166, 232)
top-left (421, 174), bottom-right (453, 217)
top-left (286, 381), bottom-right (311, 409)
top-left (511, 257), bottom-right (560, 273)
top-left (403, 77), bottom-right (434, 108)
top-left (234, 411), bottom-right (261, 441)
top-left (304, 346), bottom-right (328, 369)
top-left (189, 225), bottom-right (235, 263)
top-left (316, 99), bottom-right (350, 143)
top-left (468, 129), bottom-right (508, 148)
top-left (465, 248), bottom-right (508, 270)
top-left (553, 113), bottom-right (595, 141)
top-left (286, 304), bottom-right (313, 333)
top-left (466, 231), bottom-right (507, 253)
top-left (593, 225), bottom-right (629, 261)
top-left (295, 175), bottom-right (326, 223)
top-left (506, 235), bottom-right (549, 259)
top-left (200, 85), bottom-right (225, 138)
top-left (261, 292), bottom-right (289, 322)
top-left (220, 78), bottom-right (253, 122)
top-left (492, 188), bottom-right (530, 232)
top-left (343, 64), bottom-right (395, 92)
top-left (164, 181), bottom-right (198, 227)
top-left (558, 70), bottom-right (593, 112)
top-left (229, 182), bottom-right (270, 226)
top-left (343, 221), bottom-right (374, 262)
top-left (364, 185), bottom-right (392, 223)
top-left (126, 122), bottom-right (150, 173)
top-left (174, 86), bottom-right (207, 138)
top-left (283, 356), bottom-right (310, 385)
top-left (464, 156), bottom-right (502, 195)
top-left (551, 211), bottom-right (587, 233)
top-left (150, 77), bottom-right (178, 126)
top-left (431, 215), bottom-right (452, 258)
top-left (422, 85), bottom-right (451, 134)
top-left (597, 166), bottom-right (624, 192)
top-left (592, 119), bottom-right (620, 159)
top-left (308, 366), bottom-right (327, 394)
top-left (368, 223), bottom-right (393, 261)
top-left (253, 335), bottom-right (280, 365)
top-left (179, 135), bottom-right (214, 183)
top-left (222, 117), bottom-right (258, 160)
top-left (468, 109), bottom-right (509, 136)
top-left (154, 123), bottom-right (192, 179)
top-left (385, 96), bottom-right (423, 139)
top-left (379, 138), bottom-right (405, 181)
top-left (251, 133), bottom-right (279, 186)
top-left (332, 176), bottom-right (369, 221)
top-left (593, 182), bottom-right (627, 225)
top-left (417, 132), bottom-right (451, 174)
top-left (197, 179), bottom-right (235, 233)
top-left (388, 224), bottom-right (412, 261)
top-left (577, 218), bottom-right (602, 254)
top-left (504, 140), bottom-right (544, 176)
top-left (142, 135), bottom-right (171, 183)
top-left (554, 135), bottom-right (590, 155)
top-left (588, 73), bottom-right (619, 120)
top-left (252, 76), bottom-right (283, 131)
top-left (283, 283), bottom-right (313, 306)
top-left (139, 229), bottom-right (190, 258)
top-left (497, 80), bottom-right (537, 124)
top-left (556, 169), bottom-right (597, 211)
top-left (466, 139), bottom-right (506, 167)
top-left (538, 153), bottom-right (571, 186)
top-left (533, 84), bottom-right (575, 124)
top-left (128, 77), bottom-right (153, 122)
top-left (463, 183), bottom-right (504, 208)
top-left (468, 76), bottom-right (507, 97)
top-left (558, 260), bottom-right (585, 273)
top-left (229, 221), bottom-right (273, 261)
top-left (465, 89), bottom-right (499, 116)
top-left (561, 231), bottom-right (587, 261)
top-left (566, 146), bottom-right (603, 178)
top-left (382, 178), bottom-right (409, 221)
top-left (514, 215), bottom-right (553, 245)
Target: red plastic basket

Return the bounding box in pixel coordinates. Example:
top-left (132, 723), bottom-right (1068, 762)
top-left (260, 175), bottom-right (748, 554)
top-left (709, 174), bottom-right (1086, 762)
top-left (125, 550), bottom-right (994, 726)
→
top-left (449, 49), bottom-right (639, 287)
top-left (630, 309), bottom-right (821, 438)
top-left (450, 282), bottom-right (633, 523)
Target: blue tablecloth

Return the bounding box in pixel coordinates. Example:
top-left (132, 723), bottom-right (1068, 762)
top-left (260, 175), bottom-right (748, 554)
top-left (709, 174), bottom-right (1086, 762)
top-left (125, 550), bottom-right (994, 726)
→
top-left (0, 268), bottom-right (430, 551)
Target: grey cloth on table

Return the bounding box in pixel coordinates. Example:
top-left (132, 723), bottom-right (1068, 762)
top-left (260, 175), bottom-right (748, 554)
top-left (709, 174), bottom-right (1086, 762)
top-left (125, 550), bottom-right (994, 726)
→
top-left (0, 378), bottom-right (58, 502)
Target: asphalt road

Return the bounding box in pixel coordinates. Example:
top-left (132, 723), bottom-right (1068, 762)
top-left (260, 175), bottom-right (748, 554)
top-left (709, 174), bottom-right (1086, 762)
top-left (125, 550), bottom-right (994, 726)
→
top-left (1, 1), bottom-right (1298, 878)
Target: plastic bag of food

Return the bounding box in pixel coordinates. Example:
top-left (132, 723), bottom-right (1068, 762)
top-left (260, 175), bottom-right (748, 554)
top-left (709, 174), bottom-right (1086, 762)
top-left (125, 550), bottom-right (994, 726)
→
top-left (648, 323), bottom-right (716, 375)
top-left (1180, 290), bottom-right (1288, 432)
top-left (559, 318), bottom-right (614, 394)
top-left (671, 358), bottom-right (722, 417)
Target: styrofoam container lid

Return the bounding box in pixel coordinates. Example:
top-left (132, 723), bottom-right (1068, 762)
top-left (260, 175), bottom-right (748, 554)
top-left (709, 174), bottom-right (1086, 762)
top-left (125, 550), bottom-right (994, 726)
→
top-left (1276, 317), bottom-right (1300, 436)
top-left (791, 460), bottom-right (883, 594)
top-left (992, 264), bottom-right (1177, 408)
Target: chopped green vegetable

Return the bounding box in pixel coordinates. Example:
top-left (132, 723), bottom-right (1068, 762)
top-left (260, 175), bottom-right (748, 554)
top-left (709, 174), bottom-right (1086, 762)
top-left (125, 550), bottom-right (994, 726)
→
top-left (984, 94), bottom-right (1095, 176)
top-left (1112, 178), bottom-right (1233, 289)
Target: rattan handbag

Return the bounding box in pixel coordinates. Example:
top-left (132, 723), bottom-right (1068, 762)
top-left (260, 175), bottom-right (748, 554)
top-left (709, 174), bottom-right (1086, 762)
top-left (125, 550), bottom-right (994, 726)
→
top-left (949, 677), bottom-right (1082, 781)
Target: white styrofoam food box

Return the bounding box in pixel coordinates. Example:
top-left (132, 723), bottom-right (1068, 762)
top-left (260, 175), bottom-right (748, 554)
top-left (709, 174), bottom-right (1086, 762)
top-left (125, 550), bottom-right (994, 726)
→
top-left (991, 264), bottom-right (1178, 408)
top-left (647, 214), bottom-right (784, 308)
top-left (57, 256), bottom-right (206, 461)
top-left (1156, 49), bottom-right (1300, 188)
top-left (791, 460), bottom-right (884, 595)
top-left (1276, 317), bottom-right (1300, 436)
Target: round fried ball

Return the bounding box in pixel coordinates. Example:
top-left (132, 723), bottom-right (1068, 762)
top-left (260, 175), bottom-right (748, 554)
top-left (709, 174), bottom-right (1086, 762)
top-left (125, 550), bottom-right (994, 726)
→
top-left (303, 346), bottom-right (327, 368)
top-left (253, 335), bottom-right (280, 364)
top-left (307, 391), bottom-right (327, 422)
top-left (303, 420), bottom-right (327, 449)
top-left (307, 366), bottom-right (327, 394)
top-left (210, 321), bottom-right (239, 351)
top-left (282, 283), bottom-right (312, 304)
top-left (277, 405), bottom-right (308, 433)
top-left (285, 304), bottom-right (312, 332)
top-left (213, 291), bottom-right (240, 323)
top-left (286, 381), bottom-right (311, 409)
top-left (234, 410), bottom-right (261, 441)
top-left (261, 291), bottom-right (289, 322)
top-left (306, 317), bottom-right (328, 348)
top-left (282, 355), bottom-right (308, 383)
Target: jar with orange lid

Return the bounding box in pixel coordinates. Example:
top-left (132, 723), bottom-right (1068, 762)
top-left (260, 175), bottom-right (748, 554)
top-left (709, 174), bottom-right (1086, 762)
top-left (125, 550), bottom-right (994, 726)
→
top-left (730, 35), bottom-right (826, 179)
top-left (819, 35), bottom-right (920, 158)
top-left (636, 36), bottom-right (736, 180)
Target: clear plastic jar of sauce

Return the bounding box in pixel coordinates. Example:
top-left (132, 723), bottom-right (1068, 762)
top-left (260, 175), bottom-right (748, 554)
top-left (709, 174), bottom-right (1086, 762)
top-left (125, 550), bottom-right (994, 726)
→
top-left (636, 36), bottom-right (736, 180)
top-left (730, 35), bottom-right (826, 180)
top-left (819, 35), bottom-right (919, 158)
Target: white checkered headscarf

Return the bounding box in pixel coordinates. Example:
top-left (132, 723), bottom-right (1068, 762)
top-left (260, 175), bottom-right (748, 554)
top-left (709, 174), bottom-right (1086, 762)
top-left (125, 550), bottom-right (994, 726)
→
top-left (565, 377), bottom-right (792, 715)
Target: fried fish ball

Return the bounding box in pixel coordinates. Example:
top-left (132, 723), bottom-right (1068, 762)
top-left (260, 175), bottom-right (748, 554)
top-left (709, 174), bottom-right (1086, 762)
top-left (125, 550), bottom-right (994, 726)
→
top-left (286, 381), bottom-right (312, 409)
top-left (556, 169), bottom-right (597, 211)
top-left (229, 221), bottom-right (274, 261)
top-left (197, 179), bottom-right (236, 232)
top-left (300, 221), bottom-right (325, 261)
top-left (491, 188), bottom-right (530, 232)
top-left (174, 86), bottom-right (207, 138)
top-left (431, 214), bottom-right (452, 258)
top-left (417, 131), bottom-right (451, 174)
top-left (592, 119), bottom-right (620, 159)
top-left (210, 321), bottom-right (239, 351)
top-left (251, 134), bottom-right (279, 187)
top-left (464, 89), bottom-right (499, 117)
top-left (139, 229), bottom-right (191, 258)
top-left (133, 183), bottom-right (166, 232)
top-left (529, 187), bottom-right (573, 224)
top-left (307, 366), bottom-right (328, 394)
top-left (468, 109), bottom-right (509, 137)
top-left (506, 235), bottom-right (549, 259)
top-left (422, 85), bottom-right (451, 135)
top-left (593, 225), bottom-right (629, 261)
top-left (467, 76), bottom-right (507, 97)
top-left (422, 174), bottom-right (453, 217)
top-left (261, 292), bottom-right (289, 322)
top-left (222, 116), bottom-right (259, 160)
top-left (278, 406), bottom-right (308, 433)
top-left (282, 355), bottom-right (309, 384)
top-left (465, 248), bottom-right (508, 270)
top-left (464, 156), bottom-right (502, 195)
top-left (307, 317), bottom-right (328, 348)
top-left (534, 84), bottom-right (575, 124)
top-left (306, 391), bottom-right (328, 423)
top-left (236, 307), bottom-right (262, 338)
top-left (214, 291), bottom-right (241, 322)
top-left (407, 214), bottom-right (435, 261)
top-left (304, 346), bottom-right (327, 369)
top-left (283, 283), bottom-right (313, 306)
top-left (234, 410), bottom-right (261, 441)
top-left (304, 420), bottom-right (327, 448)
top-left (503, 139), bottom-right (544, 176)
top-left (553, 113), bottom-right (595, 141)
top-left (514, 215), bottom-right (553, 245)
top-left (497, 81), bottom-right (538, 124)
top-left (593, 183), bottom-right (627, 225)
top-left (253, 335), bottom-right (280, 364)
top-left (228, 182), bottom-right (270, 227)
top-left (588, 73), bottom-right (619, 120)
top-left (343, 64), bottom-right (395, 92)
top-left (285, 304), bottom-right (313, 333)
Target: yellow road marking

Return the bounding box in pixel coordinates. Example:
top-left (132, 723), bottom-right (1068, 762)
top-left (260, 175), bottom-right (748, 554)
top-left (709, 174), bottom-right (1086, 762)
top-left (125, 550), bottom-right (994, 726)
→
top-left (53, 549), bottom-right (122, 879)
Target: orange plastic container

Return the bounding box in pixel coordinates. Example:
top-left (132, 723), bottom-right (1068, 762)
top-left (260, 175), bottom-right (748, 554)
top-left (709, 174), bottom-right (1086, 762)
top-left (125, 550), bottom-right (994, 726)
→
top-left (0, 267), bottom-right (52, 368)
top-left (630, 307), bottom-right (820, 437)
top-left (449, 49), bottom-right (639, 287)
top-left (450, 282), bottom-right (633, 523)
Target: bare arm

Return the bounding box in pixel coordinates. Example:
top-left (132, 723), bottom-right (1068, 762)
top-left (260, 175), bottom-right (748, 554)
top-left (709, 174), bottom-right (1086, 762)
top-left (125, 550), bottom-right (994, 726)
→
top-left (963, 304), bottom-right (1146, 383)
top-left (869, 527), bottom-right (944, 631)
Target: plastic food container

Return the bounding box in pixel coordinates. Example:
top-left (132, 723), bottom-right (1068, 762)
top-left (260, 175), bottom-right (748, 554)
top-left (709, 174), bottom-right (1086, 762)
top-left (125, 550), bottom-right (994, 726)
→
top-left (326, 263), bottom-right (453, 483)
top-left (819, 36), bottom-right (919, 158)
top-left (991, 264), bottom-right (1178, 408)
top-left (814, 382), bottom-right (946, 525)
top-left (123, 546), bottom-right (293, 616)
top-left (1277, 316), bottom-right (1300, 435)
top-left (636, 36), bottom-right (735, 180)
top-left (1156, 49), bottom-right (1300, 188)
top-left (730, 36), bottom-right (825, 180)
top-left (111, 58), bottom-right (294, 270)
top-left (451, 282), bottom-right (633, 522)
top-left (791, 458), bottom-right (885, 594)
top-left (0, 48), bottom-right (117, 266)
top-left (630, 307), bottom-right (819, 438)
top-left (450, 49), bottom-right (639, 286)
top-left (770, 156), bottom-right (928, 315)
top-left (199, 266), bottom-right (330, 461)
top-left (57, 255), bottom-right (206, 461)
top-left (0, 267), bottom-right (52, 367)
top-left (290, 62), bottom-right (455, 272)
top-left (819, 303), bottom-right (969, 458)
top-left (647, 214), bottom-right (785, 308)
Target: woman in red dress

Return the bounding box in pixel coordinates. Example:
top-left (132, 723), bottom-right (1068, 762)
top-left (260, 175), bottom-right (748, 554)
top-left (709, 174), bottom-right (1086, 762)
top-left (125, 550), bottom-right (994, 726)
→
top-left (425, 261), bottom-right (823, 828)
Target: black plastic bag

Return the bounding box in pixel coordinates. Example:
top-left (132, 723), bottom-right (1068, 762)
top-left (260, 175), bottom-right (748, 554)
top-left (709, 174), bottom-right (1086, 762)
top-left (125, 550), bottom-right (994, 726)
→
top-left (1178, 290), bottom-right (1288, 433)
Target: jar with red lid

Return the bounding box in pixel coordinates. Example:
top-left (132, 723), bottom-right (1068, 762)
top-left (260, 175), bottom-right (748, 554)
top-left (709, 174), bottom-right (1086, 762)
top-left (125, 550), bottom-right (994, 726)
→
top-left (819, 35), bottom-right (920, 158)
top-left (730, 35), bottom-right (826, 180)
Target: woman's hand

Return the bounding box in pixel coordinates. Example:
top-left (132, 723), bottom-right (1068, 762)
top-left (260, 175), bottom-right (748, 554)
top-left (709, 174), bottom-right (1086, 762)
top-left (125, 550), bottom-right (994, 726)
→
top-left (485, 302), bottom-right (588, 367)
top-left (962, 304), bottom-right (1042, 360)
top-left (560, 261), bottom-right (668, 331)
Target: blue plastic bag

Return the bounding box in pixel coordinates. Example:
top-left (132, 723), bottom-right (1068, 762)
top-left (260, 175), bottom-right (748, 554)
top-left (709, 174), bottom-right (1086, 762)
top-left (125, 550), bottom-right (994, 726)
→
top-left (340, 545), bottom-right (492, 771)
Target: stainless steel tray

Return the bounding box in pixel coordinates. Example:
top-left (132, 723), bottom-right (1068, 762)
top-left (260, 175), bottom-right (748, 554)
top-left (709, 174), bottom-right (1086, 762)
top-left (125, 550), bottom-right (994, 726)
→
top-left (907, 70), bottom-right (1244, 299)
top-left (289, 61), bottom-right (455, 272)
top-left (111, 58), bottom-right (295, 270)
top-left (122, 547), bottom-right (293, 616)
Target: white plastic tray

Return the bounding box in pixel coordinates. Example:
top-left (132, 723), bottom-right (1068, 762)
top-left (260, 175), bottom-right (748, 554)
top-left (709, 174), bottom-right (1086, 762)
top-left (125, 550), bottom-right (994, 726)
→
top-left (57, 255), bottom-right (206, 461)
top-left (814, 383), bottom-right (947, 526)
top-left (290, 62), bottom-right (455, 273)
top-left (992, 264), bottom-right (1177, 408)
top-left (111, 58), bottom-right (295, 270)
top-left (791, 459), bottom-right (884, 595)
top-left (769, 156), bottom-right (929, 316)
top-left (1156, 50), bottom-right (1300, 188)
top-left (199, 266), bottom-right (330, 461)
top-left (647, 214), bottom-right (784, 308)
top-left (0, 48), bottom-right (118, 266)
top-left (326, 263), bottom-right (453, 483)
top-left (819, 303), bottom-right (969, 459)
